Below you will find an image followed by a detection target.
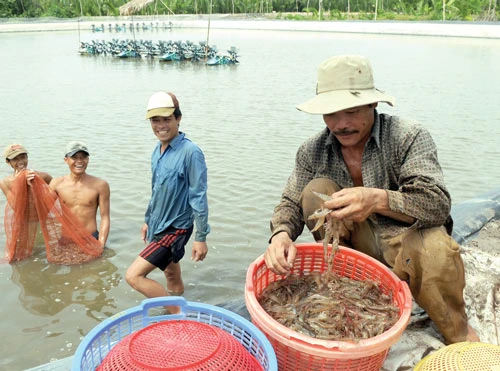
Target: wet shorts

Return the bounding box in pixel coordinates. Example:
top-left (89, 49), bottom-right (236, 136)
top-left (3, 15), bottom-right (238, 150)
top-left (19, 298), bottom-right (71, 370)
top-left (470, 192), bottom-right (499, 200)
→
top-left (139, 225), bottom-right (194, 271)
top-left (59, 230), bottom-right (99, 246)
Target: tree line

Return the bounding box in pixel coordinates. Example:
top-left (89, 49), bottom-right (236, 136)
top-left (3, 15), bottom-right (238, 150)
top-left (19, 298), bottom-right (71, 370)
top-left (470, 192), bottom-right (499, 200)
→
top-left (1, 0), bottom-right (497, 21)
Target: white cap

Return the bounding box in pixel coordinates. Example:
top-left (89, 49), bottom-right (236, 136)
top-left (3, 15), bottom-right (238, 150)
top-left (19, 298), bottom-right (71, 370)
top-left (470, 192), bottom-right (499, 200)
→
top-left (145, 91), bottom-right (178, 119)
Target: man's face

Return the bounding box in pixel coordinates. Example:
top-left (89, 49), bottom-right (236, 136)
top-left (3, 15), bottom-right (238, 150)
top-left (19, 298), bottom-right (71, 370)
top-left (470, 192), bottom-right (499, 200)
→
top-left (7, 153), bottom-right (28, 173)
top-left (64, 151), bottom-right (89, 173)
top-left (150, 114), bottom-right (180, 144)
top-left (322, 104), bottom-right (377, 149)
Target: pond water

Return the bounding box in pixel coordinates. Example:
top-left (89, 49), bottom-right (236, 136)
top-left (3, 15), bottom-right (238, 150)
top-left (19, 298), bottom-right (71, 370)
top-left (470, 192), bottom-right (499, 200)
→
top-left (0, 21), bottom-right (499, 370)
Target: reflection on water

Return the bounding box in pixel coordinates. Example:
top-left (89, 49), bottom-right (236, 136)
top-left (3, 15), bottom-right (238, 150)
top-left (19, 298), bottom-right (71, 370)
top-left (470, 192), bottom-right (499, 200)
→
top-left (0, 23), bottom-right (499, 370)
top-left (10, 249), bottom-right (120, 319)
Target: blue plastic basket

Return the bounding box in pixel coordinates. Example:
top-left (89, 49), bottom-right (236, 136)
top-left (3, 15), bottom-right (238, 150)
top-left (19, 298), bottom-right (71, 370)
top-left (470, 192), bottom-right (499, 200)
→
top-left (72, 296), bottom-right (278, 371)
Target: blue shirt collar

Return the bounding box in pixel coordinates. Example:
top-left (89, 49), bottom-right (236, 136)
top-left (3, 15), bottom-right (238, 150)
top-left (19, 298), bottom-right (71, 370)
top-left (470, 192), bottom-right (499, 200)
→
top-left (155, 132), bottom-right (185, 155)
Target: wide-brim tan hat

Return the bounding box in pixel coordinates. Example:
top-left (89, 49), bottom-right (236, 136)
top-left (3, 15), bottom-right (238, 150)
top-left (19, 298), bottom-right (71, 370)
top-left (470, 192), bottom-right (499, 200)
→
top-left (297, 55), bottom-right (395, 115)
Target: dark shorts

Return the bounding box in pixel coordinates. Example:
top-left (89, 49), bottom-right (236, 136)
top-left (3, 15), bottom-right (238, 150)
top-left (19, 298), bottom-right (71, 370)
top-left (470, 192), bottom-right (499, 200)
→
top-left (59, 230), bottom-right (99, 246)
top-left (139, 225), bottom-right (193, 271)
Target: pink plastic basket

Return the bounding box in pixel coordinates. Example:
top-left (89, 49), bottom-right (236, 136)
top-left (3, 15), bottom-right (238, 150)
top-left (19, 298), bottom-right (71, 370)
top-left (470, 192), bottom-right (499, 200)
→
top-left (245, 243), bottom-right (412, 371)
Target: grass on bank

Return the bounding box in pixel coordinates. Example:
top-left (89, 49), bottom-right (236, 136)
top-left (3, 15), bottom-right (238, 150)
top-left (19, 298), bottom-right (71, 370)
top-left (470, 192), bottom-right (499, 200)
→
top-left (265, 9), bottom-right (498, 22)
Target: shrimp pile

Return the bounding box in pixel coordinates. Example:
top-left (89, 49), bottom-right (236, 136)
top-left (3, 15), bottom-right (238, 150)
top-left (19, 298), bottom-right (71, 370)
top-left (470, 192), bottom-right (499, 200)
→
top-left (258, 272), bottom-right (399, 341)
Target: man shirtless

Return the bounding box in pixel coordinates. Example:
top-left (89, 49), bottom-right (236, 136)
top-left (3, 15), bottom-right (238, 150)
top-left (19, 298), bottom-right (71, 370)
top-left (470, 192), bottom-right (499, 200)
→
top-left (49, 141), bottom-right (110, 248)
top-left (1, 144), bottom-right (53, 262)
top-left (1, 144), bottom-right (52, 201)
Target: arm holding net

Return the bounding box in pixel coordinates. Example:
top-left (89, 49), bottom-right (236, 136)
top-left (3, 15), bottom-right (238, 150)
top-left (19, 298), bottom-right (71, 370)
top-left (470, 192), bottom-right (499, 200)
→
top-left (3, 172), bottom-right (39, 262)
top-left (6, 174), bottom-right (104, 265)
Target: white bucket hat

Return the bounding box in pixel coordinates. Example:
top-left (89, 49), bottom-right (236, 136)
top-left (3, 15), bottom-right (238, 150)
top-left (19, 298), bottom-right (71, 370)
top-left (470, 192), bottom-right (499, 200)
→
top-left (297, 55), bottom-right (395, 114)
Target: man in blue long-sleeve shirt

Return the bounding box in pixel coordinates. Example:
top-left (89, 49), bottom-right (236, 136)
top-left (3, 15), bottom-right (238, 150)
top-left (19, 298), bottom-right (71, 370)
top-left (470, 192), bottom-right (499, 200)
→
top-left (126, 91), bottom-right (210, 309)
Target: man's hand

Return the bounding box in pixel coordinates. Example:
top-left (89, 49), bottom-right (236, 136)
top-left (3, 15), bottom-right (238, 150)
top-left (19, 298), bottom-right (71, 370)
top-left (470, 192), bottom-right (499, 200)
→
top-left (191, 241), bottom-right (208, 262)
top-left (25, 170), bottom-right (35, 186)
top-left (323, 187), bottom-right (414, 225)
top-left (264, 231), bottom-right (296, 275)
top-left (323, 187), bottom-right (382, 223)
top-left (140, 223), bottom-right (148, 243)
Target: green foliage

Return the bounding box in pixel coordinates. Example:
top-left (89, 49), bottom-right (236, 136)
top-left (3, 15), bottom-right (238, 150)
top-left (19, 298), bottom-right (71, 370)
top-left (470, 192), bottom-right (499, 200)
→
top-left (285, 13), bottom-right (307, 19)
top-left (303, 7), bottom-right (317, 15)
top-left (2, 0), bottom-right (499, 21)
top-left (378, 10), bottom-right (396, 20)
top-left (43, 5), bottom-right (74, 17)
top-left (329, 9), bottom-right (347, 20)
top-left (358, 12), bottom-right (374, 20)
top-left (0, 0), bottom-right (19, 17)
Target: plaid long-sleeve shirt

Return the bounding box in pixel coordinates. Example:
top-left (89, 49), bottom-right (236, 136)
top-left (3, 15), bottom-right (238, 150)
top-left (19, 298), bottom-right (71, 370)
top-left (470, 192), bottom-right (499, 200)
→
top-left (270, 111), bottom-right (452, 241)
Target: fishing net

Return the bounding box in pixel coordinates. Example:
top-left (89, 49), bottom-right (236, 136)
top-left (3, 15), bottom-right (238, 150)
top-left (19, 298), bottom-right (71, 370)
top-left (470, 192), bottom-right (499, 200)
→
top-left (3, 172), bottom-right (103, 265)
top-left (4, 177), bottom-right (38, 262)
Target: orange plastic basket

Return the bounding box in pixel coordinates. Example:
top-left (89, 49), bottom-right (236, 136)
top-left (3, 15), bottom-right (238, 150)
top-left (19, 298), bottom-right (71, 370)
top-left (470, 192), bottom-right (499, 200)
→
top-left (245, 243), bottom-right (412, 371)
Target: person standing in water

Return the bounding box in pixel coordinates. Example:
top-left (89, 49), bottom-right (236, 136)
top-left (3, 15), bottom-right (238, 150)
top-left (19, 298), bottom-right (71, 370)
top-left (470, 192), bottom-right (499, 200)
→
top-left (126, 91), bottom-right (210, 307)
top-left (49, 141), bottom-right (110, 249)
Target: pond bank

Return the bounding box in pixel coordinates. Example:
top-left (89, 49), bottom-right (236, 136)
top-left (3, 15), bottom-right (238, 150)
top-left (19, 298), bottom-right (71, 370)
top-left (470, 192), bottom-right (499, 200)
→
top-left (1, 15), bottom-right (500, 39)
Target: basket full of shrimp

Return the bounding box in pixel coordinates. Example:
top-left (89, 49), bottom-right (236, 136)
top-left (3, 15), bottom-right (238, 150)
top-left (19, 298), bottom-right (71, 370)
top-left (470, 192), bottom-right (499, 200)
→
top-left (245, 243), bottom-right (412, 371)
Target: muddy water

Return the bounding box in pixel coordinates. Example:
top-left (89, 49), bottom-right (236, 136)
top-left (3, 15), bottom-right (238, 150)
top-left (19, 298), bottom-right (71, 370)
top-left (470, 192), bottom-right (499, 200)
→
top-left (0, 23), bottom-right (499, 370)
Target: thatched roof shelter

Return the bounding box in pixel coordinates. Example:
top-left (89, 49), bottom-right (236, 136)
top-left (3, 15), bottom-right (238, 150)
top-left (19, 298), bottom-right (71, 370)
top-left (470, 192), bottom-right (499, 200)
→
top-left (119, 0), bottom-right (155, 16)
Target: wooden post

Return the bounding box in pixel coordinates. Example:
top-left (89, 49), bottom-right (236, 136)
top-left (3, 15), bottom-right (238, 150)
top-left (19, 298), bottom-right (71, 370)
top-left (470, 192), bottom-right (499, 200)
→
top-left (206, 0), bottom-right (213, 59)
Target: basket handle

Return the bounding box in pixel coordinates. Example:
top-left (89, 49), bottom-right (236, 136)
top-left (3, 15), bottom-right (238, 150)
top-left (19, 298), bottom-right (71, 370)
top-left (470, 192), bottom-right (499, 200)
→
top-left (141, 296), bottom-right (187, 308)
top-left (139, 296), bottom-right (187, 324)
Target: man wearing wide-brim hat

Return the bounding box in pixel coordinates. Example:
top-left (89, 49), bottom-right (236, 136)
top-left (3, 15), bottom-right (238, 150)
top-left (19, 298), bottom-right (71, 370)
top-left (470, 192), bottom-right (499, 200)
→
top-left (264, 55), bottom-right (479, 345)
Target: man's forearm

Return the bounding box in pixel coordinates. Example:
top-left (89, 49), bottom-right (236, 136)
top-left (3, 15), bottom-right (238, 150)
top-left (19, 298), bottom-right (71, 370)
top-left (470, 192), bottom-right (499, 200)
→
top-left (376, 189), bottom-right (415, 224)
top-left (99, 218), bottom-right (110, 246)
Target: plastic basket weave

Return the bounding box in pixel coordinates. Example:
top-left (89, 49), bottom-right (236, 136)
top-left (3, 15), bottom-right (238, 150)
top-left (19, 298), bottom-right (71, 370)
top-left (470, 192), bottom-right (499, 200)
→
top-left (96, 320), bottom-right (264, 370)
top-left (245, 243), bottom-right (412, 371)
top-left (72, 297), bottom-right (278, 371)
top-left (413, 342), bottom-right (500, 371)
